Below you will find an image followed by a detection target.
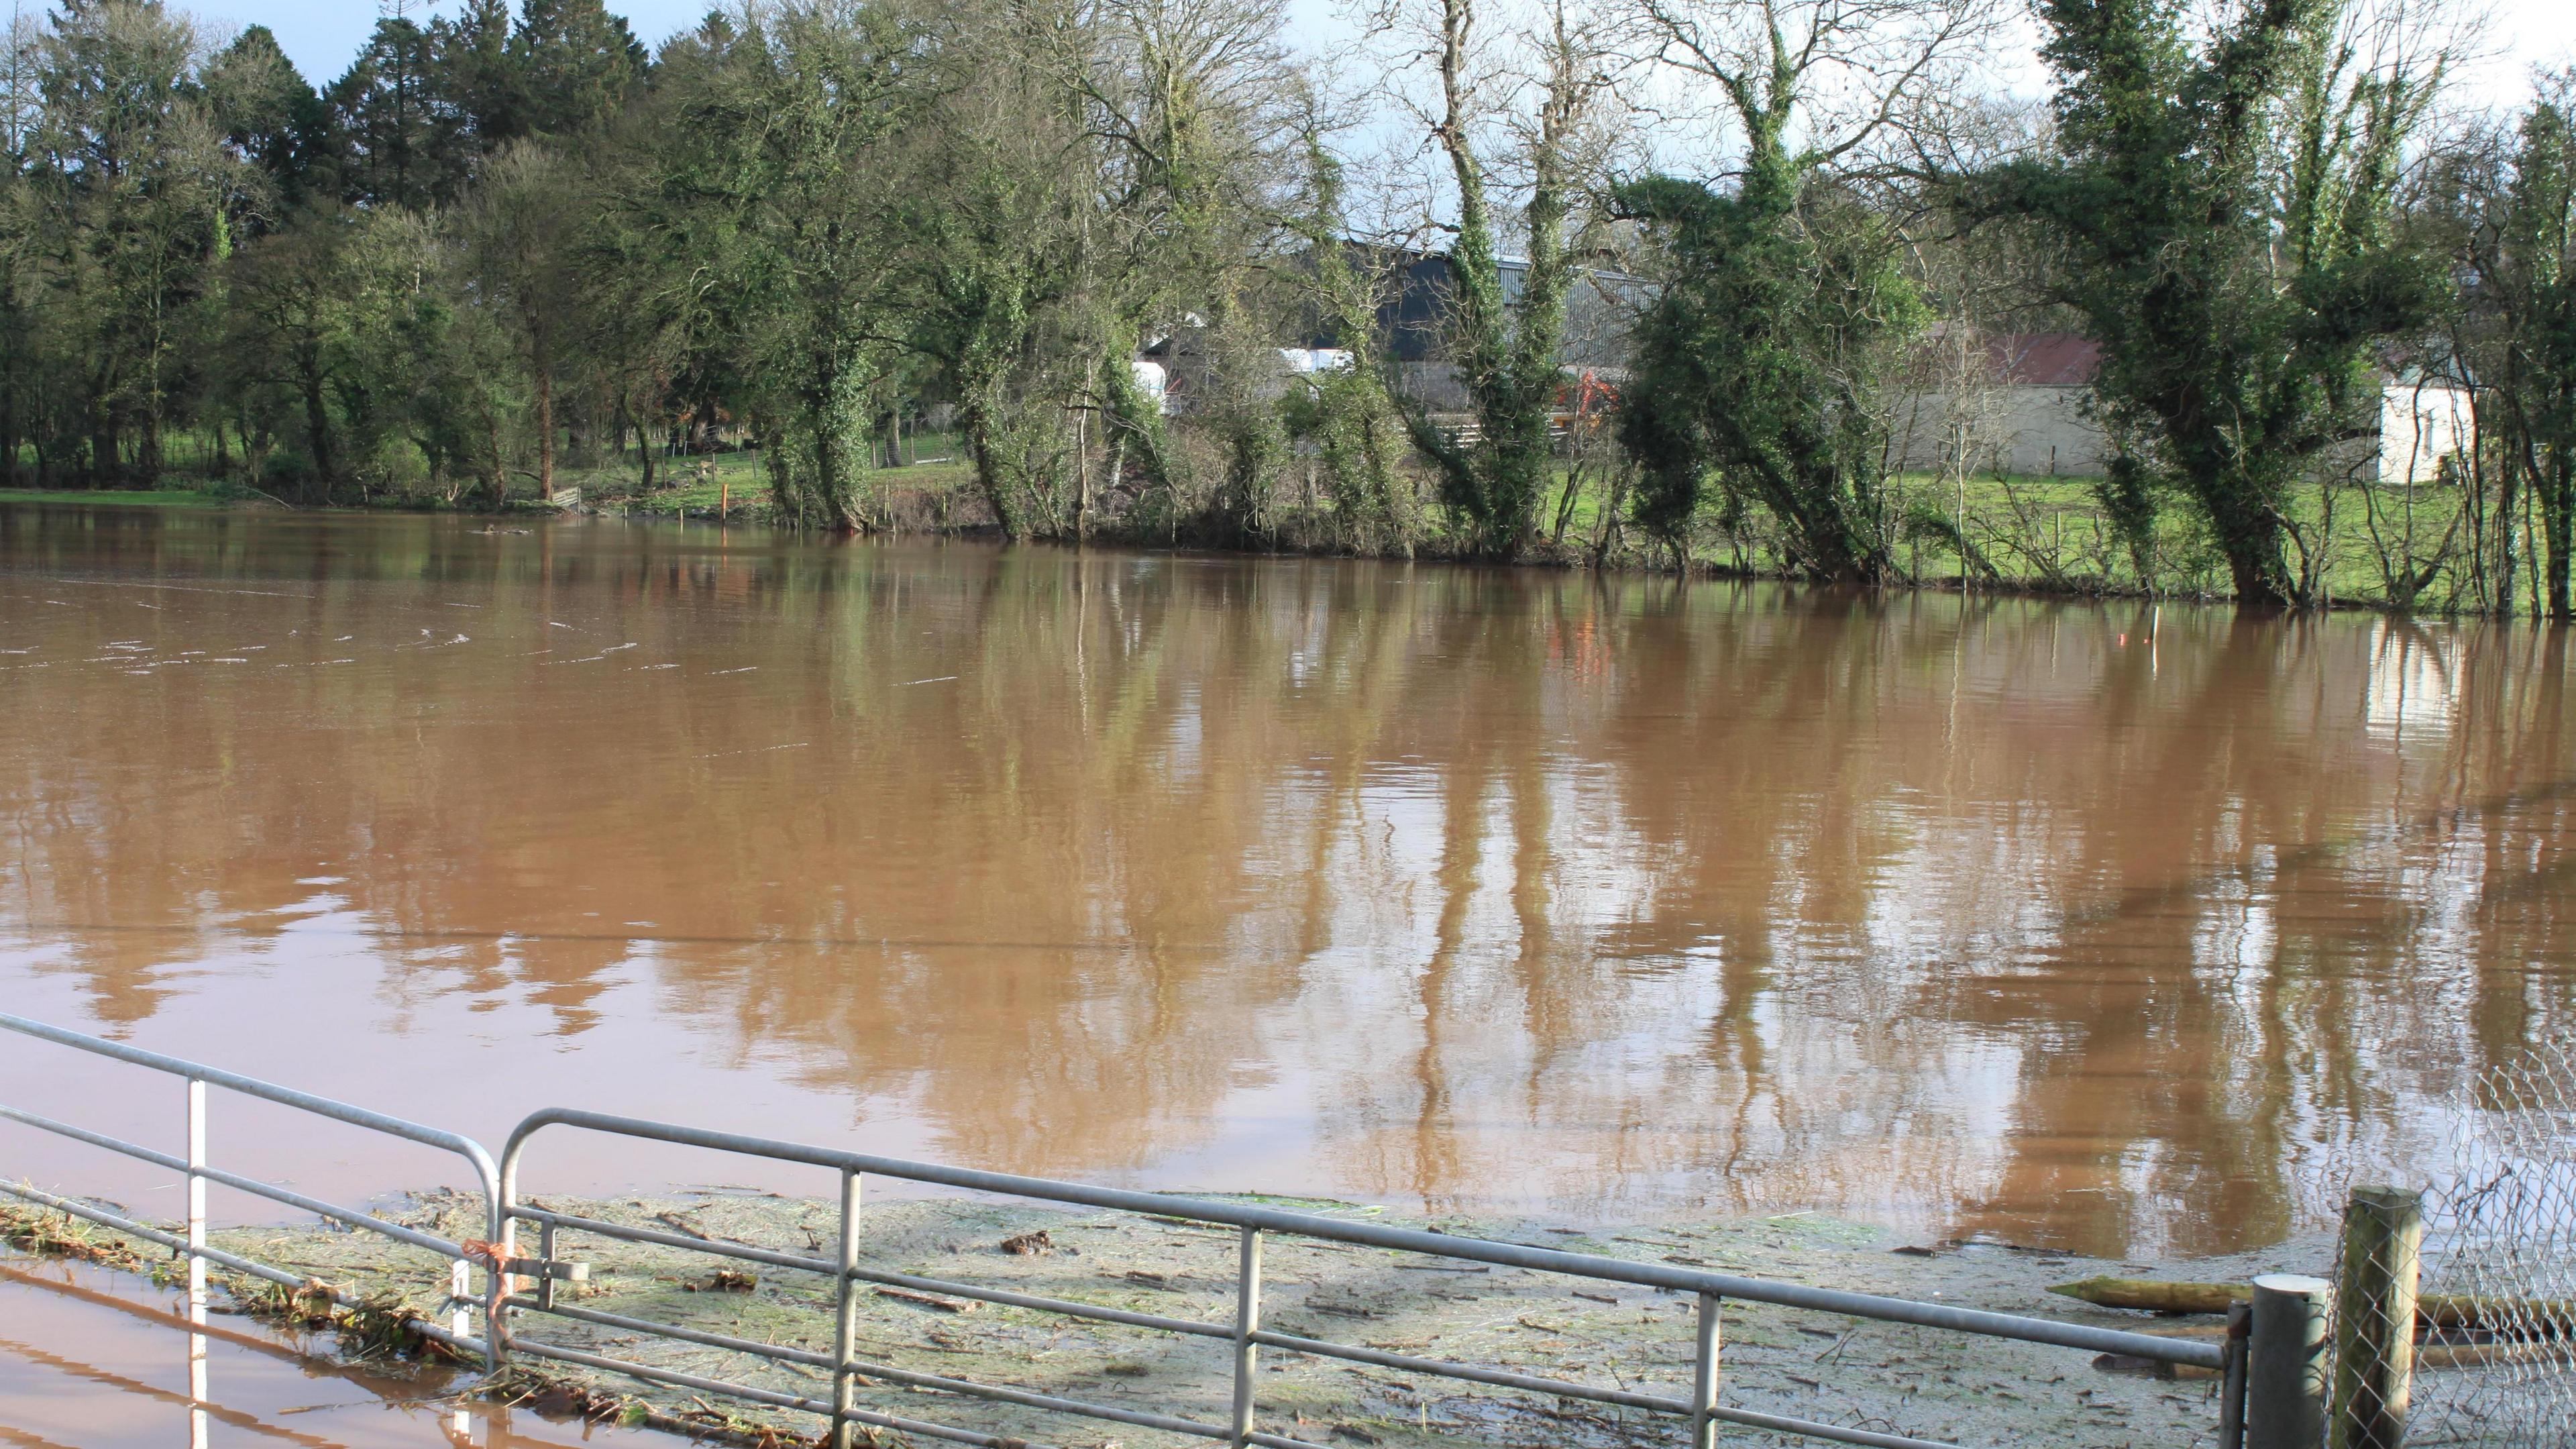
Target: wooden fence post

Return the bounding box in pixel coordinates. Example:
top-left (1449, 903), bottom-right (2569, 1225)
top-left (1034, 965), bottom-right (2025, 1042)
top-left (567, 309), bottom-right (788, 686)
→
top-left (2330, 1186), bottom-right (2424, 1449)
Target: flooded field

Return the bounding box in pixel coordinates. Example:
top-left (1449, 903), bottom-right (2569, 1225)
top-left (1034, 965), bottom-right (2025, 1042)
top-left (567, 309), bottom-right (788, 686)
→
top-left (3, 501), bottom-right (2571, 1260)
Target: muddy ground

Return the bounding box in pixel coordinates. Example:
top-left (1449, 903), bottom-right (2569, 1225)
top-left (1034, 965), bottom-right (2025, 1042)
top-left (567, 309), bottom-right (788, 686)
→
top-left (28, 1188), bottom-right (2324, 1449)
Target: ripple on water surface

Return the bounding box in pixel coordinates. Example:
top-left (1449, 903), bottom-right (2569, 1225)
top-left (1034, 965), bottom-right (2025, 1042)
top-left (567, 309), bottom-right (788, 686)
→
top-left (1, 501), bottom-right (2568, 1258)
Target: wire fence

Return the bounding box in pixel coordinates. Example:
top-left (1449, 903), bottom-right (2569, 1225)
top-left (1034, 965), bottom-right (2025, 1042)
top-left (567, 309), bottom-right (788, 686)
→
top-left (2334, 1040), bottom-right (2576, 1448)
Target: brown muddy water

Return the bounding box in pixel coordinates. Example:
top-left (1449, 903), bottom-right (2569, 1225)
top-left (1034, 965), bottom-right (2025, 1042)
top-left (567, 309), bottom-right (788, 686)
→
top-left (1, 500), bottom-right (2570, 1264)
top-left (0, 1247), bottom-right (668, 1448)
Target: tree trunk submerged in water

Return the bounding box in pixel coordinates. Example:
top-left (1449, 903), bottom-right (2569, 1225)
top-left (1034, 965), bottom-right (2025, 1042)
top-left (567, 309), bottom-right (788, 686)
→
top-left (816, 412), bottom-right (865, 534)
top-left (301, 345), bottom-right (336, 495)
top-left (961, 383), bottom-right (1022, 540)
top-left (2224, 535), bottom-right (2296, 611)
top-left (2546, 455), bottom-right (2575, 621)
top-left (2196, 463), bottom-right (2298, 609)
top-left (536, 364), bottom-right (555, 500)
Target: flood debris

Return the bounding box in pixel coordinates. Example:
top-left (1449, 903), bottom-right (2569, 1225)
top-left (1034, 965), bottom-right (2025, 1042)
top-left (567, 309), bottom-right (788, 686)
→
top-left (0, 1199), bottom-right (160, 1276)
top-left (875, 1285), bottom-right (976, 1312)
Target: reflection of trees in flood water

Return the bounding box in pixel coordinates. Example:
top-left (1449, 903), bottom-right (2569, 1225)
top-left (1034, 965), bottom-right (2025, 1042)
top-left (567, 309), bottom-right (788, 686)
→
top-left (3, 506), bottom-right (2573, 1257)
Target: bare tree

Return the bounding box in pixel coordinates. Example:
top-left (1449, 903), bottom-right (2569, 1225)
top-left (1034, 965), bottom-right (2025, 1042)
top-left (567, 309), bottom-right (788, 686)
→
top-left (1361, 0), bottom-right (1624, 557)
top-left (1613, 0), bottom-right (1997, 579)
top-left (1625, 0), bottom-right (1999, 182)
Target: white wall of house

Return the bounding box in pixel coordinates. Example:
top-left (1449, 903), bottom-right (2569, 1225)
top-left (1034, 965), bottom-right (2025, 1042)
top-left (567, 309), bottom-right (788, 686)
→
top-left (2374, 384), bottom-right (2475, 485)
top-left (1888, 381), bottom-right (2477, 484)
top-left (1888, 386), bottom-right (2108, 478)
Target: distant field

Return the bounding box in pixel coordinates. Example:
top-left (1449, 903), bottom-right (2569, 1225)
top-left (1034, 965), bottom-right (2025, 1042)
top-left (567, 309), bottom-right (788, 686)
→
top-left (0, 488), bottom-right (227, 508)
top-left (568, 437), bottom-right (977, 520)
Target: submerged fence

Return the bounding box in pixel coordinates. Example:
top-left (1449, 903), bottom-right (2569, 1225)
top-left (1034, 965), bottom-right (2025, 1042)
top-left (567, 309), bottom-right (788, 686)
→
top-left (19, 1008), bottom-right (2536, 1449)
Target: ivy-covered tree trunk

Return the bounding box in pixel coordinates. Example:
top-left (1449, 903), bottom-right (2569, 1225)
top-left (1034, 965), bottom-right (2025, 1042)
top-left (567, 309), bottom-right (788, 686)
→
top-left (1289, 131), bottom-right (1413, 553)
top-left (1407, 0), bottom-right (1596, 560)
top-left (1967, 0), bottom-right (2442, 608)
top-left (2550, 456), bottom-right (2575, 620)
top-left (1617, 132), bottom-right (1919, 582)
top-left (961, 385), bottom-right (1020, 539)
top-left (2493, 93), bottom-right (2576, 619)
top-left (1608, 0), bottom-right (1996, 583)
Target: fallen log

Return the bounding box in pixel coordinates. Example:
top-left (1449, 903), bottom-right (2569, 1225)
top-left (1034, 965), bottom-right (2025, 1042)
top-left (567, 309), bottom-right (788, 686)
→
top-left (2098, 1337), bottom-right (2573, 1377)
top-left (2049, 1277), bottom-right (2243, 1315)
top-left (2050, 1277), bottom-right (2572, 1334)
top-left (2416, 1340), bottom-right (2576, 1371)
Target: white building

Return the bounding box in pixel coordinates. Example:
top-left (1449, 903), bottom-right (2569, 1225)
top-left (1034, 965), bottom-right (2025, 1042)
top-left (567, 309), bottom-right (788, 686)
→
top-left (2375, 380), bottom-right (2476, 485)
top-left (1890, 333), bottom-right (2476, 484)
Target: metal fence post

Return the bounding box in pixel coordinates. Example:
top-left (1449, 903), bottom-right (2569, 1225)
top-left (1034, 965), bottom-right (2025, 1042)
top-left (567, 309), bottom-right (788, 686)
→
top-left (488, 1147), bottom-right (515, 1375)
top-left (537, 1220), bottom-right (558, 1312)
top-left (185, 1076), bottom-right (208, 1449)
top-left (450, 1256), bottom-right (472, 1348)
top-left (184, 1077), bottom-right (207, 1301)
top-left (2219, 1299), bottom-right (2252, 1449)
top-left (2330, 1187), bottom-right (2422, 1449)
top-left (1689, 1291), bottom-right (1721, 1448)
top-left (832, 1167), bottom-right (863, 1449)
top-left (1231, 1226), bottom-right (1263, 1447)
top-left (458, 1158), bottom-right (488, 1350)
top-left (2249, 1273), bottom-right (2331, 1449)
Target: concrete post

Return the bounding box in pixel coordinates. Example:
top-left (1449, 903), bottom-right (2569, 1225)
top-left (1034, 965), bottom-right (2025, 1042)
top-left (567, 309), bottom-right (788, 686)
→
top-left (2249, 1273), bottom-right (2332, 1449)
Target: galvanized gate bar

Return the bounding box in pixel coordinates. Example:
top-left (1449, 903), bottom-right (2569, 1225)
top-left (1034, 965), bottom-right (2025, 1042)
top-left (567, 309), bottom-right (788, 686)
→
top-left (0, 1181), bottom-right (488, 1357)
top-left (511, 1201), bottom-right (1234, 1334)
top-left (831, 1167), bottom-right (861, 1449)
top-left (497, 1108), bottom-right (2214, 1449)
top-left (506, 1295), bottom-right (838, 1369)
top-left (1242, 1324), bottom-right (1955, 1448)
top-left (500, 1106), bottom-right (2226, 1370)
top-left (1685, 1405), bottom-right (1960, 1449)
top-left (505, 1336), bottom-right (1075, 1449)
top-left (1, 1016), bottom-right (2244, 1449)
top-left (184, 1073), bottom-right (206, 1429)
top-left (1246, 1327), bottom-right (1697, 1410)
top-left (1693, 1290), bottom-right (1722, 1447)
top-left (1228, 1226), bottom-right (1262, 1447)
top-left (0, 1014), bottom-right (504, 1179)
top-left (0, 1104), bottom-right (477, 1256)
top-left (0, 1012), bottom-right (506, 1367)
top-left (509, 1292), bottom-right (1263, 1440)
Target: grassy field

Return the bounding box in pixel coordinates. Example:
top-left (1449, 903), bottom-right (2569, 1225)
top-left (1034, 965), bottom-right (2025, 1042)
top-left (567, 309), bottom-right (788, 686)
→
top-left (1, 447), bottom-right (2508, 613)
top-left (1493, 464), bottom-right (2497, 608)
top-left (564, 435), bottom-right (979, 522)
top-left (1882, 470), bottom-right (2491, 607)
top-left (0, 486), bottom-right (231, 508)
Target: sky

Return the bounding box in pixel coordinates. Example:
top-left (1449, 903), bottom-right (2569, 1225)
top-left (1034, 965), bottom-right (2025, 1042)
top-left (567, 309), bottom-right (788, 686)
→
top-left (201, 0), bottom-right (2576, 112)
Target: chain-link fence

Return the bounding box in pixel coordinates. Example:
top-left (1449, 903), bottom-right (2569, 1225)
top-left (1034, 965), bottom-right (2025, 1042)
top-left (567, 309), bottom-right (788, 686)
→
top-left (2363, 1040), bottom-right (2576, 1448)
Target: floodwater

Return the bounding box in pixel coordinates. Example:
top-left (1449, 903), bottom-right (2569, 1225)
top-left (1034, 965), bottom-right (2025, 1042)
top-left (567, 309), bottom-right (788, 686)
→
top-left (1, 502), bottom-right (2570, 1262)
top-left (0, 1248), bottom-right (665, 1447)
